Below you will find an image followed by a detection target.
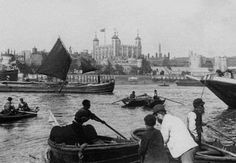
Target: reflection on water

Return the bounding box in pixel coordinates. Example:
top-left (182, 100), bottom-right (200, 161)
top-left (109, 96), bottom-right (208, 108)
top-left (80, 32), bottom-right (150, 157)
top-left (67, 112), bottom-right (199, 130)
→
top-left (0, 84), bottom-right (235, 162)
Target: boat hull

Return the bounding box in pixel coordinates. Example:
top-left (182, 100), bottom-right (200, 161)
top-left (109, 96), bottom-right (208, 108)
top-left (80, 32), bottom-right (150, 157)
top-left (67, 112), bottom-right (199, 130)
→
top-left (46, 136), bottom-right (139, 163)
top-left (0, 80), bottom-right (115, 94)
top-left (122, 96), bottom-right (152, 107)
top-left (131, 128), bottom-right (236, 163)
top-left (0, 112), bottom-right (37, 123)
top-left (200, 75), bottom-right (236, 109)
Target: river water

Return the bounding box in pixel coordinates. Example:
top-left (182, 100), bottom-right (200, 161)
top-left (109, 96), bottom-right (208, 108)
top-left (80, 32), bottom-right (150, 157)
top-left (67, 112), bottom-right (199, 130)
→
top-left (0, 84), bottom-right (235, 163)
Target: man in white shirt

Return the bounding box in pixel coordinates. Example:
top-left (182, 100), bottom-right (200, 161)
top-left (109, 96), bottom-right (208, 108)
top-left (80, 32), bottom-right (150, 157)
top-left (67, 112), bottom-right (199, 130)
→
top-left (187, 98), bottom-right (206, 148)
top-left (153, 104), bottom-right (198, 163)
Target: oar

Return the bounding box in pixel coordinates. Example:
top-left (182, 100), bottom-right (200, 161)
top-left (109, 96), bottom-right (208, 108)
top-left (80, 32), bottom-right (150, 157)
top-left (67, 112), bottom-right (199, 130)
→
top-left (48, 110), bottom-right (59, 126)
top-left (18, 110), bottom-right (38, 114)
top-left (202, 142), bottom-right (236, 158)
top-left (206, 125), bottom-right (236, 144)
top-left (111, 98), bottom-right (126, 104)
top-left (158, 95), bottom-right (185, 105)
top-left (94, 115), bottom-right (128, 140)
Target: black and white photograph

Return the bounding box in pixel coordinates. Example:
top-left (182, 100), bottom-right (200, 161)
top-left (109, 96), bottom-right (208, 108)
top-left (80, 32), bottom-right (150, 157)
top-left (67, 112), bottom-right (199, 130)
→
top-left (0, 0), bottom-right (236, 162)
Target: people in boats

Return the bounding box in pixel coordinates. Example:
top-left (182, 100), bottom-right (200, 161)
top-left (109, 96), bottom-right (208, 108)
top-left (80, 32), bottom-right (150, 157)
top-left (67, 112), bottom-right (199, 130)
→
top-left (153, 104), bottom-right (198, 163)
top-left (18, 98), bottom-right (30, 111)
top-left (216, 69), bottom-right (224, 77)
top-left (139, 114), bottom-right (169, 163)
top-left (153, 90), bottom-right (158, 99)
top-left (187, 98), bottom-right (206, 148)
top-left (130, 91), bottom-right (136, 99)
top-left (49, 110), bottom-right (99, 145)
top-left (75, 99), bottom-right (105, 124)
top-left (1, 97), bottom-right (17, 115)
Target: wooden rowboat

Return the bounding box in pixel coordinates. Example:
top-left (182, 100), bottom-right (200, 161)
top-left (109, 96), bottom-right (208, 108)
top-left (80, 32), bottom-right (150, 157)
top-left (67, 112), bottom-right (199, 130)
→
top-left (131, 128), bottom-right (236, 163)
top-left (122, 95), bottom-right (153, 107)
top-left (0, 108), bottom-right (39, 123)
top-left (45, 136), bottom-right (139, 163)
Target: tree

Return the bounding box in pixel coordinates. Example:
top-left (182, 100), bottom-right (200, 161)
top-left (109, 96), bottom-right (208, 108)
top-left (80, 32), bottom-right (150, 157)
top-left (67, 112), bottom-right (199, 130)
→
top-left (139, 58), bottom-right (152, 75)
top-left (114, 64), bottom-right (126, 75)
top-left (130, 66), bottom-right (138, 75)
top-left (102, 61), bottom-right (115, 74)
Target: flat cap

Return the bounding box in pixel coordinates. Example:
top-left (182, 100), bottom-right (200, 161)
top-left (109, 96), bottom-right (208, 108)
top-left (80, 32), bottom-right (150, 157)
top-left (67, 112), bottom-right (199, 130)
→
top-left (193, 98), bottom-right (205, 107)
top-left (153, 104), bottom-right (166, 114)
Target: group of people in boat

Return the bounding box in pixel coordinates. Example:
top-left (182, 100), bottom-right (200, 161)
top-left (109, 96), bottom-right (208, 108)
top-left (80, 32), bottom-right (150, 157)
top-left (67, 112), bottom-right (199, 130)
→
top-left (139, 98), bottom-right (206, 163)
top-left (129, 89), bottom-right (164, 107)
top-left (49, 99), bottom-right (105, 147)
top-left (1, 97), bottom-right (30, 115)
top-left (130, 90), bottom-right (162, 101)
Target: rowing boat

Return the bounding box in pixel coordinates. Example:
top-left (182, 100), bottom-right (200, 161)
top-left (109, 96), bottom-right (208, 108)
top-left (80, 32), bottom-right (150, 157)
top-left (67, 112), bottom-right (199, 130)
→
top-left (0, 108), bottom-right (38, 123)
top-left (45, 136), bottom-right (139, 163)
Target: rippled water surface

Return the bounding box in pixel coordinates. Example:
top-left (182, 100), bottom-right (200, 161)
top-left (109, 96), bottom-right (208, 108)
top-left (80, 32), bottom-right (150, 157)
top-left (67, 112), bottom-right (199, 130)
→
top-left (0, 84), bottom-right (235, 163)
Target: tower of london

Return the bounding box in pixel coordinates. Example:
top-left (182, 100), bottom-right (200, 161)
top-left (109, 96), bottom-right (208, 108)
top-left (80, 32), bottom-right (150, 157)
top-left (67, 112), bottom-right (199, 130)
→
top-left (92, 32), bottom-right (142, 64)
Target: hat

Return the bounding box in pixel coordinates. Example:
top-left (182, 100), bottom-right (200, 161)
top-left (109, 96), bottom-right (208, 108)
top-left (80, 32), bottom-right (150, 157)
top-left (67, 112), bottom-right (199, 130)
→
top-left (144, 114), bottom-right (156, 126)
top-left (193, 98), bottom-right (205, 107)
top-left (153, 104), bottom-right (166, 114)
top-left (7, 97), bottom-right (12, 101)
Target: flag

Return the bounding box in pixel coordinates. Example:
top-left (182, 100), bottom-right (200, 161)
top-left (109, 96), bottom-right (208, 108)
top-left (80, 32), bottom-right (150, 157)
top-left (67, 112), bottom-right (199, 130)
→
top-left (100, 28), bottom-right (105, 32)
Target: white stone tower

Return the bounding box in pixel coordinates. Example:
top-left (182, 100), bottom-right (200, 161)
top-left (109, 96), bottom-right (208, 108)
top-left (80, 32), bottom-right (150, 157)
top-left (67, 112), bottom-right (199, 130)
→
top-left (112, 32), bottom-right (120, 58)
top-left (93, 34), bottom-right (99, 58)
top-left (135, 33), bottom-right (142, 58)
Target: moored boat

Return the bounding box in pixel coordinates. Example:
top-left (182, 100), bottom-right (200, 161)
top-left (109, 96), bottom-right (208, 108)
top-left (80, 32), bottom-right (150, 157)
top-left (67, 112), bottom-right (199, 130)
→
top-left (45, 136), bottom-right (139, 163)
top-left (0, 109), bottom-right (38, 123)
top-left (0, 79), bottom-right (115, 94)
top-left (131, 128), bottom-right (236, 163)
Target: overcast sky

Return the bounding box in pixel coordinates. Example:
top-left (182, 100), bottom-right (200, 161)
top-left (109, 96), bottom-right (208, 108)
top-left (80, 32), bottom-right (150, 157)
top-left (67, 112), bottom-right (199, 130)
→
top-left (0, 0), bottom-right (236, 57)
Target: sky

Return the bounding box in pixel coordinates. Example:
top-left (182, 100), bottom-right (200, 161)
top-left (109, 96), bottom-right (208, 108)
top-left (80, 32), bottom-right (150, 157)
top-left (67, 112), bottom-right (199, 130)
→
top-left (0, 0), bottom-right (236, 58)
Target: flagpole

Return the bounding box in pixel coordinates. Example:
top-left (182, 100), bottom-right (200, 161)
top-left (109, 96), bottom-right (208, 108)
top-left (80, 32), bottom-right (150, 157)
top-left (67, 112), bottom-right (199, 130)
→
top-left (104, 30), bottom-right (106, 45)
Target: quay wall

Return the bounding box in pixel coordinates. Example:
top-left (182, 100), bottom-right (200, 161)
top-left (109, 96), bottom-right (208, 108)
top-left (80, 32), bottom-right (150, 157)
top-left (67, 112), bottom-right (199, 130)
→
top-left (21, 73), bottom-right (189, 85)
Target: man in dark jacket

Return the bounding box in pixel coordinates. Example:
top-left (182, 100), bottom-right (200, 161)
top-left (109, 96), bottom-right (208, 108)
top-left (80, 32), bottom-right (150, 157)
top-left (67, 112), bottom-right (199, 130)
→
top-left (139, 114), bottom-right (169, 163)
top-left (75, 99), bottom-right (105, 124)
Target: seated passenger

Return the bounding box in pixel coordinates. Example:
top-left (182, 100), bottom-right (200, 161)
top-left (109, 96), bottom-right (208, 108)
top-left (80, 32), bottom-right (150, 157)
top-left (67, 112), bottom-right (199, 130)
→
top-left (18, 98), bottom-right (30, 111)
top-left (130, 91), bottom-right (136, 99)
top-left (153, 90), bottom-right (159, 100)
top-left (1, 97), bottom-right (16, 115)
top-left (49, 110), bottom-right (98, 145)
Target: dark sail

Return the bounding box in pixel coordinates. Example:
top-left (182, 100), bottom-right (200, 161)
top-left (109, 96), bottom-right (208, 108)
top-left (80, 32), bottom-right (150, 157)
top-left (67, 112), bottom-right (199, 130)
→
top-left (80, 57), bottom-right (97, 74)
top-left (37, 38), bottom-right (72, 81)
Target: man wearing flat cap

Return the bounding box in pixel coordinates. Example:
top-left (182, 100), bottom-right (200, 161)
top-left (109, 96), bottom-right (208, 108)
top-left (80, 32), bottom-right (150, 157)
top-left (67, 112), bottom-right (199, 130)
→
top-left (153, 104), bottom-right (197, 163)
top-left (139, 114), bottom-right (169, 163)
top-left (187, 98), bottom-right (206, 148)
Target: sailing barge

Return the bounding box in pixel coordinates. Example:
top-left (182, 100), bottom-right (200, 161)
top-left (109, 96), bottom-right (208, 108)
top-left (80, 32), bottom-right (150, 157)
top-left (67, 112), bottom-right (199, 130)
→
top-left (0, 38), bottom-right (115, 94)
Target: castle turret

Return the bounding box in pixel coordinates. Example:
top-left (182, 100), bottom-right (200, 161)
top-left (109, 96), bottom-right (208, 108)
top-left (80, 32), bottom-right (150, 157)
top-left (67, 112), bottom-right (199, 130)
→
top-left (112, 32), bottom-right (120, 58)
top-left (135, 33), bottom-right (142, 58)
top-left (93, 34), bottom-right (99, 58)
